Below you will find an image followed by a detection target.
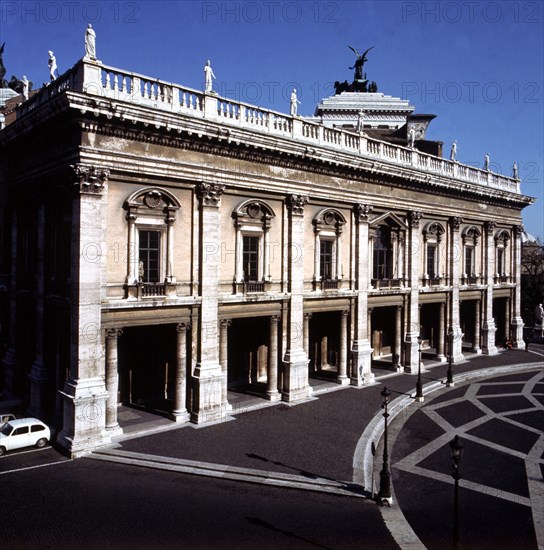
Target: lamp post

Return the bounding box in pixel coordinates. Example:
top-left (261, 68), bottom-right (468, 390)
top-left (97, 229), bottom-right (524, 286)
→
top-left (446, 327), bottom-right (454, 387)
top-left (449, 435), bottom-right (464, 550)
top-left (377, 386), bottom-right (392, 506)
top-left (415, 337), bottom-right (424, 402)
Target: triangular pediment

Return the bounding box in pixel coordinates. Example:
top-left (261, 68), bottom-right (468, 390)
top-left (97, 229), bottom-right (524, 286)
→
top-left (369, 211), bottom-right (408, 230)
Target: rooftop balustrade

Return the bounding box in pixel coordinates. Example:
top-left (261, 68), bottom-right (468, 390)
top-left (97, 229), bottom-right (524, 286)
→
top-left (14, 59), bottom-right (521, 195)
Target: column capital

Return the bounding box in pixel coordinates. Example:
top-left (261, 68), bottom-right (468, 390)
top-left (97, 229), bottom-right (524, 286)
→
top-left (408, 210), bottom-right (423, 228)
top-left (72, 163), bottom-right (110, 195)
top-left (484, 220), bottom-right (496, 233)
top-left (449, 216), bottom-right (463, 231)
top-left (220, 318), bottom-right (232, 329)
top-left (512, 224), bottom-right (524, 237)
top-left (105, 328), bottom-right (123, 339)
top-left (286, 194), bottom-right (309, 216)
top-left (196, 181), bottom-right (225, 207)
top-left (354, 204), bottom-right (373, 223)
top-left (304, 312), bottom-right (313, 320)
top-left (270, 315), bottom-right (281, 324)
top-left (177, 322), bottom-right (191, 332)
top-left (341, 310), bottom-right (349, 317)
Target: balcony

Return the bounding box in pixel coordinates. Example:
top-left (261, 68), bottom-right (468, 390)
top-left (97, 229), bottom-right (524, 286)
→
top-left (494, 275), bottom-right (511, 285)
top-left (235, 280), bottom-right (268, 294)
top-left (461, 275), bottom-right (481, 286)
top-left (125, 281), bottom-right (176, 300)
top-left (314, 279), bottom-right (340, 291)
top-left (14, 59), bottom-right (523, 198)
top-left (372, 278), bottom-right (403, 290)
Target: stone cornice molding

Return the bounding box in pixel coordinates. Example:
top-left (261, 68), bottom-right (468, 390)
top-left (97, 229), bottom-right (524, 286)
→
top-left (72, 163), bottom-right (110, 195)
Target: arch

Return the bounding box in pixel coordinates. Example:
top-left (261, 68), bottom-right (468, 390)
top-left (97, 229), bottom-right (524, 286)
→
top-left (124, 186), bottom-right (181, 211)
top-left (423, 221), bottom-right (445, 239)
top-left (233, 199), bottom-right (276, 221)
top-left (494, 228), bottom-right (510, 244)
top-left (462, 225), bottom-right (481, 239)
top-left (313, 208), bottom-right (347, 228)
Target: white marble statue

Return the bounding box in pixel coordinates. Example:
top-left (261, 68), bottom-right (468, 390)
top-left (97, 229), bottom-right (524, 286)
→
top-left (22, 75), bottom-right (29, 100)
top-left (450, 140), bottom-right (457, 161)
top-left (85, 24), bottom-right (96, 60)
top-left (204, 60), bottom-right (216, 93)
top-left (408, 127), bottom-right (415, 148)
top-left (512, 162), bottom-right (518, 179)
top-left (48, 51), bottom-right (57, 81)
top-left (484, 153), bottom-right (490, 171)
top-left (535, 303), bottom-right (544, 326)
top-left (290, 88), bottom-right (301, 116)
top-left (356, 110), bottom-right (365, 133)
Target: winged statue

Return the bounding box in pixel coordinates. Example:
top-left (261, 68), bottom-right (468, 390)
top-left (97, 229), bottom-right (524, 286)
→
top-left (348, 45), bottom-right (374, 81)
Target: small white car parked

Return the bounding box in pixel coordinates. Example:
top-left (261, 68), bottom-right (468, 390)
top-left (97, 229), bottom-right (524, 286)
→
top-left (0, 418), bottom-right (51, 456)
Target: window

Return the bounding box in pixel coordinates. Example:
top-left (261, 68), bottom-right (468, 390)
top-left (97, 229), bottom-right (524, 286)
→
top-left (320, 239), bottom-right (334, 279)
top-left (496, 247), bottom-right (504, 276)
top-left (31, 425), bottom-right (45, 433)
top-left (373, 227), bottom-right (390, 280)
top-left (465, 246), bottom-right (474, 276)
top-left (13, 427), bottom-right (29, 436)
top-left (243, 235), bottom-right (260, 281)
top-left (427, 244), bottom-right (437, 278)
top-left (138, 230), bottom-right (161, 283)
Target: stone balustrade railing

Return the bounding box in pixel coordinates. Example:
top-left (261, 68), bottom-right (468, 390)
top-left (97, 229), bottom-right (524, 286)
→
top-left (14, 59), bottom-right (521, 195)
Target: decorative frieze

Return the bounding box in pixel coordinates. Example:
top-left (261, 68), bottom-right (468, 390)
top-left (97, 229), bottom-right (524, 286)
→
top-left (72, 163), bottom-right (110, 195)
top-left (196, 182), bottom-right (225, 206)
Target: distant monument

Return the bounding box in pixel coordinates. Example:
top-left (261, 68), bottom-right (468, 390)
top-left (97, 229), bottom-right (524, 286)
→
top-left (0, 43), bottom-right (33, 95)
top-left (85, 24), bottom-right (97, 60)
top-left (334, 45), bottom-right (378, 95)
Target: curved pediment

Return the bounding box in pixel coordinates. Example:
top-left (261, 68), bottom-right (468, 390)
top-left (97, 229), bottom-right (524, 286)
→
top-left (124, 186), bottom-right (181, 211)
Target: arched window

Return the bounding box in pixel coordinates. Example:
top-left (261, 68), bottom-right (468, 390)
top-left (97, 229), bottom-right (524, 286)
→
top-left (422, 222), bottom-right (445, 283)
top-left (494, 229), bottom-right (510, 281)
top-left (312, 209), bottom-right (346, 289)
top-left (123, 187), bottom-right (181, 296)
top-left (461, 226), bottom-right (481, 283)
top-left (232, 200), bottom-right (275, 289)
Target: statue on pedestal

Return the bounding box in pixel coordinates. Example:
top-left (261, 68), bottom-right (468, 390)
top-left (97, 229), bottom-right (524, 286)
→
top-left (85, 24), bottom-right (97, 60)
top-left (348, 45), bottom-right (373, 82)
top-left (204, 60), bottom-right (216, 93)
top-left (48, 51), bottom-right (58, 81)
top-left (290, 88), bottom-right (301, 116)
top-left (512, 162), bottom-right (519, 179)
top-left (450, 140), bottom-right (457, 161)
top-left (484, 153), bottom-right (490, 171)
top-left (22, 75), bottom-right (29, 100)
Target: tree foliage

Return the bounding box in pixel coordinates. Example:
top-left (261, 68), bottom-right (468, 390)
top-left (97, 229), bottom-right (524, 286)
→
top-left (521, 240), bottom-right (544, 326)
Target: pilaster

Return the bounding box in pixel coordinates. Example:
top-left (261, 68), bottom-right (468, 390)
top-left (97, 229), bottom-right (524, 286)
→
top-left (191, 182), bottom-right (226, 423)
top-left (481, 221), bottom-right (498, 355)
top-left (282, 194), bottom-right (311, 402)
top-left (105, 328), bottom-right (123, 435)
top-left (351, 204), bottom-right (373, 386)
top-left (511, 225), bottom-right (525, 348)
top-left (57, 164), bottom-right (111, 456)
top-left (449, 216), bottom-right (465, 362)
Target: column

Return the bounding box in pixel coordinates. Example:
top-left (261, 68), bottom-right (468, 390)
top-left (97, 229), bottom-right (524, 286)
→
top-left (471, 299), bottom-right (482, 353)
top-left (28, 203), bottom-right (50, 417)
top-left (2, 210), bottom-right (22, 398)
top-left (219, 319), bottom-right (232, 410)
top-left (337, 311), bottom-right (349, 385)
top-left (314, 229), bottom-right (321, 282)
top-left (126, 213), bottom-right (138, 284)
top-left (105, 328), bottom-right (123, 434)
top-left (267, 315), bottom-right (281, 401)
top-left (394, 305), bottom-right (403, 370)
top-left (263, 219), bottom-right (271, 280)
top-left (510, 225), bottom-right (525, 348)
top-left (171, 322), bottom-right (191, 421)
top-left (481, 221), bottom-right (498, 355)
top-left (282, 194), bottom-right (311, 402)
top-left (303, 313), bottom-right (312, 359)
top-left (235, 226), bottom-right (243, 282)
top-left (58, 164), bottom-right (112, 456)
top-left (336, 228), bottom-right (343, 280)
top-left (166, 210), bottom-right (176, 282)
top-left (449, 217), bottom-right (465, 362)
top-left (436, 302), bottom-right (446, 362)
top-left (505, 297), bottom-right (511, 340)
top-left (404, 211), bottom-right (422, 373)
top-left (192, 182), bottom-right (226, 422)
top-left (351, 204), bottom-right (373, 386)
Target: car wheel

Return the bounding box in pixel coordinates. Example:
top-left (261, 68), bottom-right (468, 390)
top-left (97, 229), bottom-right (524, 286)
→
top-left (36, 438), bottom-right (48, 449)
top-left (0, 446), bottom-right (6, 456)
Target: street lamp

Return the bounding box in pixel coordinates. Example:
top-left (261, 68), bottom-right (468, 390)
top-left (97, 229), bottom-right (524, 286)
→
top-left (449, 435), bottom-right (464, 550)
top-left (446, 327), bottom-right (454, 387)
top-left (415, 337), bottom-right (424, 402)
top-left (377, 386), bottom-right (392, 506)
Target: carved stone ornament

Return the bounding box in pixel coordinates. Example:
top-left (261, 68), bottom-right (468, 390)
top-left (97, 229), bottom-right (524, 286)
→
top-left (513, 224), bottom-right (524, 237)
top-left (105, 328), bottom-right (123, 339)
top-left (144, 190), bottom-right (162, 208)
top-left (450, 216), bottom-right (463, 231)
top-left (286, 194), bottom-right (309, 216)
top-left (408, 210), bottom-right (423, 228)
top-left (196, 182), bottom-right (225, 206)
top-left (484, 220), bottom-right (496, 233)
top-left (354, 204), bottom-right (373, 223)
top-left (72, 164), bottom-right (110, 194)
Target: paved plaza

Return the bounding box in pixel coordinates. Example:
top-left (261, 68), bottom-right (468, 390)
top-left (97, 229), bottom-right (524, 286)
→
top-left (1, 345), bottom-right (543, 549)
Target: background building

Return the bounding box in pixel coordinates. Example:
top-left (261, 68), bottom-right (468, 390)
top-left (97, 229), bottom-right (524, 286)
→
top-left (0, 50), bottom-right (534, 456)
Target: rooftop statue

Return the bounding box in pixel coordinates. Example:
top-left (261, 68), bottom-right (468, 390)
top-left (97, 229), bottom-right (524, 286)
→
top-left (85, 24), bottom-right (97, 60)
top-left (348, 45), bottom-right (373, 82)
top-left (0, 42), bottom-right (7, 87)
top-left (204, 59), bottom-right (216, 93)
top-left (48, 50), bottom-right (58, 82)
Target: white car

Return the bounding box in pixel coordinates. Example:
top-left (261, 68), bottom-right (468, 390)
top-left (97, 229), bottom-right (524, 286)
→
top-left (0, 418), bottom-right (51, 455)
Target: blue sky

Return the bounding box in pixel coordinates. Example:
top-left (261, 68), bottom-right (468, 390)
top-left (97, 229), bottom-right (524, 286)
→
top-left (1, 0), bottom-right (542, 237)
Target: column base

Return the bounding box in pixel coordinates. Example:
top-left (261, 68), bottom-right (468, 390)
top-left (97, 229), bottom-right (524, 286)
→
top-left (396, 365), bottom-right (405, 373)
top-left (435, 355), bottom-right (447, 363)
top-left (470, 346), bottom-right (482, 354)
top-left (191, 362), bottom-right (225, 424)
top-left (169, 410), bottom-right (191, 423)
top-left (282, 348), bottom-right (310, 402)
top-left (350, 340), bottom-right (373, 387)
top-left (105, 424), bottom-right (124, 437)
top-left (57, 377), bottom-right (111, 457)
top-left (266, 391), bottom-right (281, 402)
top-left (336, 375), bottom-right (350, 386)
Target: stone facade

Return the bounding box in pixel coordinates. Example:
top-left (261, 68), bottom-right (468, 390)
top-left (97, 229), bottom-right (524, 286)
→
top-left (0, 58), bottom-right (534, 456)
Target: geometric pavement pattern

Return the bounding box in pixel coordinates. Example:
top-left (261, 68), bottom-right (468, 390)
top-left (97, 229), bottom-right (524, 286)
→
top-left (393, 368), bottom-right (544, 548)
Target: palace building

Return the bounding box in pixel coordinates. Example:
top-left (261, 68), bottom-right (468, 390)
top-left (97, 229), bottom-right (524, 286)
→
top-left (0, 51), bottom-right (534, 456)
